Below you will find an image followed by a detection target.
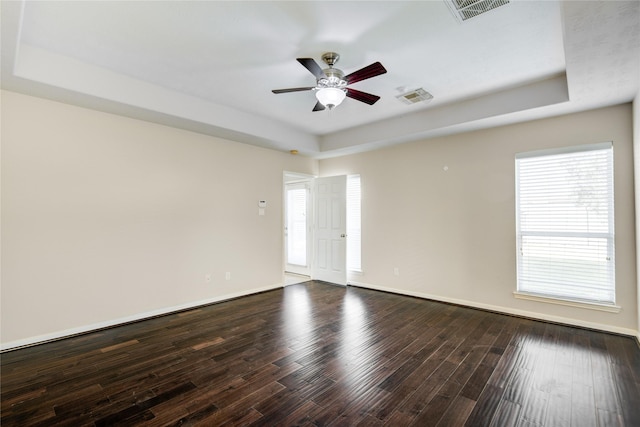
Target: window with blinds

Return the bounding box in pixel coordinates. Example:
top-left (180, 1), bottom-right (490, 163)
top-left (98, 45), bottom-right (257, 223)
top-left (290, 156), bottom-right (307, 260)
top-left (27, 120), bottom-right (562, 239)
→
top-left (515, 142), bottom-right (615, 304)
top-left (347, 175), bottom-right (362, 272)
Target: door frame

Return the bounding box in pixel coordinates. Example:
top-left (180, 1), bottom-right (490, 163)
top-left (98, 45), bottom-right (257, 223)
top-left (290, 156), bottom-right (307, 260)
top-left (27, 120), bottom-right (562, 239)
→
top-left (283, 172), bottom-right (349, 286)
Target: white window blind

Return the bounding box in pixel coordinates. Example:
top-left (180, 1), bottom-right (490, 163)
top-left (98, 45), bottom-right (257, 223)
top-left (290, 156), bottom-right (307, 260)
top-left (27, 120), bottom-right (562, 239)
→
top-left (515, 142), bottom-right (615, 304)
top-left (347, 175), bottom-right (362, 272)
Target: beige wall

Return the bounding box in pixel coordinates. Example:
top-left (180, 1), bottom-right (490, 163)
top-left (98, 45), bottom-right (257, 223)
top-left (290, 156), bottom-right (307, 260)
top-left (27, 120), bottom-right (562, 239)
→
top-left (1, 90), bottom-right (317, 348)
top-left (320, 104), bottom-right (637, 334)
top-left (2, 90), bottom-right (637, 348)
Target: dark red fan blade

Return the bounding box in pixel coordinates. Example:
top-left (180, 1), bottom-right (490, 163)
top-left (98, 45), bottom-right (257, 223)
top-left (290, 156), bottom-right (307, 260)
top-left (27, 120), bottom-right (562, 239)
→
top-left (272, 87), bottom-right (315, 94)
top-left (346, 88), bottom-right (380, 105)
top-left (297, 58), bottom-right (326, 79)
top-left (344, 62), bottom-right (387, 85)
top-left (312, 101), bottom-right (326, 112)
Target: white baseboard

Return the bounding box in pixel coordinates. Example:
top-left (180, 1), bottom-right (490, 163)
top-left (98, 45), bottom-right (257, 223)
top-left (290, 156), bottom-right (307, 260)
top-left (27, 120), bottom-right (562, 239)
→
top-left (1, 283), bottom-right (283, 352)
top-left (5, 281), bottom-right (636, 351)
top-left (348, 280), bottom-right (638, 338)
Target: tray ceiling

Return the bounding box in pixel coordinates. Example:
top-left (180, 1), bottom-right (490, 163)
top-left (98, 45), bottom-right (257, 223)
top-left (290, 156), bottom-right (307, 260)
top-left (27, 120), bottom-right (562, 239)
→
top-left (2, 1), bottom-right (638, 158)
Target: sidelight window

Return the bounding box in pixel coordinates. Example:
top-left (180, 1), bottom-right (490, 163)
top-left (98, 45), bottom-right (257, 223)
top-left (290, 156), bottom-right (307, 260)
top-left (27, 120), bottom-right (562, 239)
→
top-left (347, 175), bottom-right (362, 272)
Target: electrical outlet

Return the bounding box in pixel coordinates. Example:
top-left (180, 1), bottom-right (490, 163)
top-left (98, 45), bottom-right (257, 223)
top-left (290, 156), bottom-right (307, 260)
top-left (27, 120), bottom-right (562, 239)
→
top-left (225, 272), bottom-right (231, 280)
top-left (205, 274), bottom-right (211, 283)
top-left (394, 267), bottom-right (400, 276)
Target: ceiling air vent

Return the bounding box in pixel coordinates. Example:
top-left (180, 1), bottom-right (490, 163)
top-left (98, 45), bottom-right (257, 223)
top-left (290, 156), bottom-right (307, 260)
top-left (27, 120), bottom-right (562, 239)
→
top-left (445, 0), bottom-right (510, 22)
top-left (396, 88), bottom-right (434, 105)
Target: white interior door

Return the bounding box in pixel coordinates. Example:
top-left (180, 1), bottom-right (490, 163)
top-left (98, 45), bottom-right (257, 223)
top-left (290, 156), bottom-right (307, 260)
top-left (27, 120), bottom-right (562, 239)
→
top-left (285, 182), bottom-right (311, 275)
top-left (312, 176), bottom-right (347, 285)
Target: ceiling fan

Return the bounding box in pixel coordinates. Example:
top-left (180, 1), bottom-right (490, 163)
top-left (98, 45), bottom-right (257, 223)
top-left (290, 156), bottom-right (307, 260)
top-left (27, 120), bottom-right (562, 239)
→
top-left (272, 52), bottom-right (387, 111)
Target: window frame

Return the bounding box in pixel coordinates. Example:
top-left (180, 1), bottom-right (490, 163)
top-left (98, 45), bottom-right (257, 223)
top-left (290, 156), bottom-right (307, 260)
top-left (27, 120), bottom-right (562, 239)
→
top-left (514, 142), bottom-right (618, 311)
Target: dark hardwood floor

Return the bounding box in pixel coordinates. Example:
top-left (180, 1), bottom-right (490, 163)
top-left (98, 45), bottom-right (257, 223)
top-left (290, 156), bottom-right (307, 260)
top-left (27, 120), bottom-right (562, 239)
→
top-left (2, 281), bottom-right (639, 426)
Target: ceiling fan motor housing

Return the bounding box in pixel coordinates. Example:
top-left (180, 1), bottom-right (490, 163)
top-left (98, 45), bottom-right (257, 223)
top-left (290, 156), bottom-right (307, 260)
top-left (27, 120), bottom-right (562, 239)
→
top-left (318, 68), bottom-right (347, 89)
top-left (319, 52), bottom-right (347, 89)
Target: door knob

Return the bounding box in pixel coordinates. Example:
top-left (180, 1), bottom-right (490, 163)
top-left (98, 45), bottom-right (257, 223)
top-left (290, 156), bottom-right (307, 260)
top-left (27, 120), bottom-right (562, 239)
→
top-left (341, 234), bottom-right (347, 238)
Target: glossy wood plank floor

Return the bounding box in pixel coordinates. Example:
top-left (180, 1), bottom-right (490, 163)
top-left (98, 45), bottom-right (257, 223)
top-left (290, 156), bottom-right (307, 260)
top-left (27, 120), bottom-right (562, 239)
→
top-left (2, 282), bottom-right (639, 426)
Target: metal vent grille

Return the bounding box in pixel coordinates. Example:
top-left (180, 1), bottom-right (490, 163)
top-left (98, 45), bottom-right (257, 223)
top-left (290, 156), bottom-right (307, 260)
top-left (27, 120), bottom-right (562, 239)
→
top-left (446, 0), bottom-right (510, 22)
top-left (396, 88), bottom-right (434, 105)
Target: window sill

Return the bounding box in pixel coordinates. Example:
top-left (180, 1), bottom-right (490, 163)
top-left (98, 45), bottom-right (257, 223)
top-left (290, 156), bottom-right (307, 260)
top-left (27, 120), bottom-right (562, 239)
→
top-left (513, 291), bottom-right (621, 313)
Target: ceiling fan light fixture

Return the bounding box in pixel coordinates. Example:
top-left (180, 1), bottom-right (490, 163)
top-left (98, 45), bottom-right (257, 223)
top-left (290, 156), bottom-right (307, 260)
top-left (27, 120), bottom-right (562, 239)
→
top-left (316, 87), bottom-right (346, 110)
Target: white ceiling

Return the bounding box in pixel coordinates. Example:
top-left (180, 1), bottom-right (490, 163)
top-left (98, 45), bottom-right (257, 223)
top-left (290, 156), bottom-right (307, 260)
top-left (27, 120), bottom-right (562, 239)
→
top-left (2, 1), bottom-right (639, 158)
